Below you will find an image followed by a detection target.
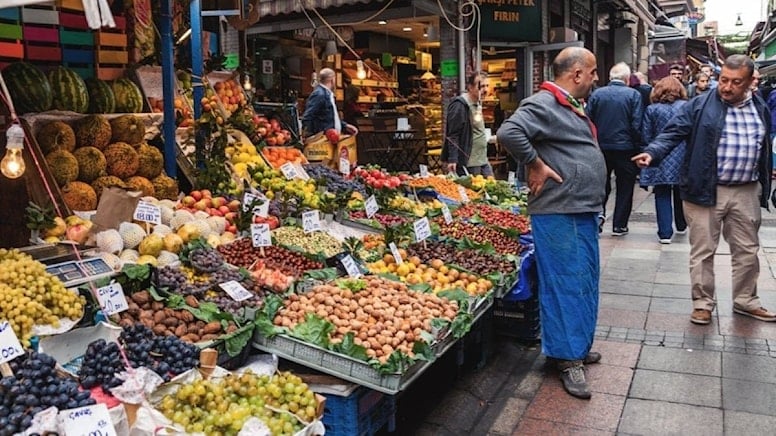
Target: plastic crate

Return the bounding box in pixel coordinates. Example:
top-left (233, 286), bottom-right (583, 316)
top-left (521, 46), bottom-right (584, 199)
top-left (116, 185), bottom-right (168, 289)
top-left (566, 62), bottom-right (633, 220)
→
top-left (493, 294), bottom-right (540, 341)
top-left (322, 386), bottom-right (396, 436)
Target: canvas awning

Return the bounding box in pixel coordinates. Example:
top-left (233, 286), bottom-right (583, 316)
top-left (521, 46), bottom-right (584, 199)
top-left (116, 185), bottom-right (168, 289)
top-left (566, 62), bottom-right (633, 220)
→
top-left (256, 0), bottom-right (374, 17)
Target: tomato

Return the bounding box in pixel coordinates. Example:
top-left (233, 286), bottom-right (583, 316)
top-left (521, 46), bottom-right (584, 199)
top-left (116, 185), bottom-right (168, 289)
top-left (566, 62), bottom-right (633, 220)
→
top-left (266, 136), bottom-right (277, 146)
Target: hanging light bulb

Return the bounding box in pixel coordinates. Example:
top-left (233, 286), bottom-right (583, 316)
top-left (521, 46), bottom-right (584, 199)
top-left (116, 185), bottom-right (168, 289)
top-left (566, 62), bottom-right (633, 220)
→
top-left (311, 71), bottom-right (319, 87)
top-left (242, 72), bottom-right (252, 91)
top-left (1, 123), bottom-right (25, 179)
top-left (356, 60), bottom-right (367, 80)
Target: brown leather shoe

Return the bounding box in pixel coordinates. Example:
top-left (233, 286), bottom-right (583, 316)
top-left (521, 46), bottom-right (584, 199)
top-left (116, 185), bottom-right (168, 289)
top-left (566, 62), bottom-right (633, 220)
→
top-left (690, 309), bottom-right (711, 325)
top-left (733, 307), bottom-right (776, 322)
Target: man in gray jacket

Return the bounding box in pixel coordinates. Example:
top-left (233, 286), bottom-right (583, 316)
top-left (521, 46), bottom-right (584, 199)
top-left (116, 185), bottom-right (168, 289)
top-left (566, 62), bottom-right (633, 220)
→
top-left (497, 47), bottom-right (606, 399)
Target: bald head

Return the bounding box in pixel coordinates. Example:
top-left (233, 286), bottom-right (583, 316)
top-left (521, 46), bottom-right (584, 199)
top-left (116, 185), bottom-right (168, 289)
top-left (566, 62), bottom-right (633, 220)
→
top-left (319, 68), bottom-right (336, 90)
top-left (551, 47), bottom-right (598, 99)
top-left (552, 47), bottom-right (592, 78)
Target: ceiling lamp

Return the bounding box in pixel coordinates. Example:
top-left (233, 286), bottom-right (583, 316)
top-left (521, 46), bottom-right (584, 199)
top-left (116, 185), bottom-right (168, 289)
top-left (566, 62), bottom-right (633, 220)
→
top-left (356, 60), bottom-right (367, 79)
top-left (323, 40), bottom-right (337, 58)
top-left (421, 70), bottom-right (436, 80)
top-left (735, 13), bottom-right (743, 26)
top-left (1, 123), bottom-right (25, 179)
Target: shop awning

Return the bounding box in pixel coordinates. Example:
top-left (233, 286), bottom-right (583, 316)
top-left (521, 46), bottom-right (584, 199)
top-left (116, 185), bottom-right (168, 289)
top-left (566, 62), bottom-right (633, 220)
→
top-left (257, 0), bottom-right (374, 17)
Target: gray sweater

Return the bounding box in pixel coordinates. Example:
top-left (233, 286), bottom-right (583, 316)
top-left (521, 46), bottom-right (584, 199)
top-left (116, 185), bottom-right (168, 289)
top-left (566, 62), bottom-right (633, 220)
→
top-left (496, 89), bottom-right (606, 215)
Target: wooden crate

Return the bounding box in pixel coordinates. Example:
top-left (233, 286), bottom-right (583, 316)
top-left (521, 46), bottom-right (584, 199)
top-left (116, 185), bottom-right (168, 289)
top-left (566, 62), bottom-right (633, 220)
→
top-left (21, 5), bottom-right (59, 26)
top-left (56, 0), bottom-right (84, 12)
top-left (58, 11), bottom-right (89, 29)
top-left (0, 11), bottom-right (23, 61)
top-left (95, 14), bottom-right (128, 79)
top-left (23, 23), bottom-right (61, 62)
top-left (96, 65), bottom-right (125, 80)
top-left (0, 7), bottom-right (21, 21)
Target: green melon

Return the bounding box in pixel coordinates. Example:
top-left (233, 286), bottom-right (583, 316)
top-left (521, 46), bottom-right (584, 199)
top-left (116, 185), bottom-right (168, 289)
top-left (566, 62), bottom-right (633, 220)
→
top-left (48, 67), bottom-right (89, 113)
top-left (111, 78), bottom-right (144, 113)
top-left (2, 62), bottom-right (52, 114)
top-left (85, 78), bottom-right (116, 114)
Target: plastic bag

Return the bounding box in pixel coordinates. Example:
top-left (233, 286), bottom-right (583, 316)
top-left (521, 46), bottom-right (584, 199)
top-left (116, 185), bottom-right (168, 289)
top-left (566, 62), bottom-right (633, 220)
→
top-left (503, 234), bottom-right (536, 302)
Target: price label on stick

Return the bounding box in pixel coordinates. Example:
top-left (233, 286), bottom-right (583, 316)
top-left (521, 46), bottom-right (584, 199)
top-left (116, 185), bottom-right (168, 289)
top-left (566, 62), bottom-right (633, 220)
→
top-left (419, 164), bottom-right (429, 178)
top-left (95, 283), bottom-right (129, 316)
top-left (219, 280), bottom-right (253, 302)
top-left (508, 171), bottom-right (516, 184)
top-left (132, 201), bottom-right (161, 225)
top-left (458, 186), bottom-right (469, 203)
top-left (413, 217), bottom-right (431, 242)
top-left (365, 195), bottom-right (379, 219)
top-left (339, 158), bottom-right (351, 175)
top-left (251, 223), bottom-right (272, 247)
top-left (441, 203), bottom-right (453, 224)
top-left (341, 255), bottom-right (362, 278)
top-left (242, 191), bottom-right (267, 212)
top-left (302, 210), bottom-right (321, 234)
top-left (389, 242), bottom-right (403, 265)
top-left (253, 200), bottom-right (270, 218)
top-left (280, 162), bottom-right (298, 180)
top-left (0, 321), bottom-right (24, 364)
top-left (296, 163), bottom-right (310, 181)
top-left (61, 403), bottom-right (117, 436)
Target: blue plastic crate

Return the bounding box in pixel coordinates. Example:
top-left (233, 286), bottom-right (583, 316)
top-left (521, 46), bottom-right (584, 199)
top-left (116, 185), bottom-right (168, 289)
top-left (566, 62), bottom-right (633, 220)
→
top-left (322, 386), bottom-right (396, 436)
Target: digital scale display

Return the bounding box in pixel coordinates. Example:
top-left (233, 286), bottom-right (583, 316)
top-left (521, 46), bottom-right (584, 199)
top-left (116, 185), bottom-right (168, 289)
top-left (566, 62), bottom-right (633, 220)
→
top-left (45, 257), bottom-right (116, 287)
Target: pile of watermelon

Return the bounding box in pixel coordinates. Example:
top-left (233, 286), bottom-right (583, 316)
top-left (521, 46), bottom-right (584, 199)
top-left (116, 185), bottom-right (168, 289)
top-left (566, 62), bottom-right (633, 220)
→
top-left (2, 62), bottom-right (144, 115)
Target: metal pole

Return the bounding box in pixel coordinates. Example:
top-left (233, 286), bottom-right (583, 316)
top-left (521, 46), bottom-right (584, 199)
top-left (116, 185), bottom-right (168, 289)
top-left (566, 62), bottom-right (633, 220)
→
top-left (191, 0), bottom-right (204, 121)
top-left (161, 0), bottom-right (176, 178)
top-left (458, 10), bottom-right (465, 93)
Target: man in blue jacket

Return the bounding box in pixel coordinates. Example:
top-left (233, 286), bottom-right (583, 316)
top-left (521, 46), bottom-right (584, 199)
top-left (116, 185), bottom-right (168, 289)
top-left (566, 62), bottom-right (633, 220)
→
top-left (633, 55), bottom-right (775, 325)
top-left (586, 62), bottom-right (644, 235)
top-left (301, 68), bottom-right (358, 137)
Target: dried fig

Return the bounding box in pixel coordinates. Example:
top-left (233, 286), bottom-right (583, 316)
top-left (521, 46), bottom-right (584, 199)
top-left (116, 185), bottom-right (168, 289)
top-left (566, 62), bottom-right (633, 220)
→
top-left (153, 311), bottom-right (167, 324)
top-left (131, 291), bottom-right (150, 305)
top-left (203, 321), bottom-right (222, 334)
top-left (174, 324), bottom-right (188, 337)
top-left (185, 295), bottom-right (199, 308)
top-left (152, 324), bottom-right (168, 335)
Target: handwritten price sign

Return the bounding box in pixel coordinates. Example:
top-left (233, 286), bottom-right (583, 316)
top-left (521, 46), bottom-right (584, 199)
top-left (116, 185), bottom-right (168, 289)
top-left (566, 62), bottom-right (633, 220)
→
top-left (132, 201), bottom-right (161, 225)
top-left (242, 191), bottom-right (267, 213)
top-left (340, 255), bottom-right (362, 278)
top-left (389, 242), bottom-right (404, 265)
top-left (302, 210), bottom-right (321, 234)
top-left (458, 186), bottom-right (469, 203)
top-left (339, 158), bottom-right (351, 175)
top-left (95, 283), bottom-right (129, 316)
top-left (280, 162), bottom-right (298, 180)
top-left (365, 195), bottom-right (379, 219)
top-left (413, 217), bottom-right (431, 242)
top-left (0, 321), bottom-right (24, 364)
top-left (441, 203), bottom-right (453, 224)
top-left (251, 223), bottom-right (271, 247)
top-left (419, 164), bottom-right (429, 178)
top-left (219, 281), bottom-right (253, 302)
top-left (61, 403), bottom-right (117, 436)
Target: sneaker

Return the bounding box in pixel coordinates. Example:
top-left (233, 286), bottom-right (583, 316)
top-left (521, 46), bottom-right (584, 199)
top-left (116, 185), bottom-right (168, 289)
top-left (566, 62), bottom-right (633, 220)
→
top-left (559, 362), bottom-right (591, 399)
top-left (675, 228), bottom-right (687, 235)
top-left (583, 352), bottom-right (602, 364)
top-left (658, 237), bottom-right (672, 244)
top-left (598, 214), bottom-right (606, 234)
top-left (612, 227), bottom-right (629, 236)
top-left (690, 308), bottom-right (711, 325)
top-left (733, 307), bottom-right (776, 322)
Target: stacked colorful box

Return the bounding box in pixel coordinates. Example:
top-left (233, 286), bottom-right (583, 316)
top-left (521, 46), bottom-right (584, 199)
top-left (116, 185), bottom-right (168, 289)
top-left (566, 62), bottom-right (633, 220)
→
top-left (21, 4), bottom-right (61, 63)
top-left (0, 7), bottom-right (23, 68)
top-left (58, 10), bottom-right (94, 79)
top-left (95, 15), bottom-right (127, 80)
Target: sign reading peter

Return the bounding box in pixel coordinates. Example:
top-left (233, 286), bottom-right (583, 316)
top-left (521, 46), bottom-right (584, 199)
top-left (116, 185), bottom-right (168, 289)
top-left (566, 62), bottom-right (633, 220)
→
top-left (477, 0), bottom-right (542, 42)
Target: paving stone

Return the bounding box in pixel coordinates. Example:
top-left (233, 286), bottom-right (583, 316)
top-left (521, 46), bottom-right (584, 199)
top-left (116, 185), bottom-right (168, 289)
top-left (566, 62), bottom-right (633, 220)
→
top-left (618, 399), bottom-right (723, 435)
top-left (487, 397), bottom-right (529, 435)
top-left (637, 347), bottom-right (721, 376)
top-left (514, 418), bottom-right (615, 436)
top-left (629, 369), bottom-right (721, 407)
top-left (722, 378), bottom-right (776, 416)
top-left (724, 411), bottom-right (776, 434)
top-left (423, 388), bottom-right (483, 429)
top-left (653, 271), bottom-right (692, 286)
top-left (649, 297), bottom-right (691, 314)
top-left (523, 381), bottom-right (625, 432)
top-left (600, 294), bottom-right (651, 311)
top-left (651, 283), bottom-right (689, 298)
top-left (600, 279), bottom-right (653, 296)
top-left (722, 353), bottom-right (776, 383)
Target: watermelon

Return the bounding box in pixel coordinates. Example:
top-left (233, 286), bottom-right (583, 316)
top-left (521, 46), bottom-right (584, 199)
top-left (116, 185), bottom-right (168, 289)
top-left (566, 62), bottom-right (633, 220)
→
top-left (111, 78), bottom-right (144, 113)
top-left (85, 78), bottom-right (116, 114)
top-left (48, 67), bottom-right (90, 113)
top-left (2, 62), bottom-right (52, 114)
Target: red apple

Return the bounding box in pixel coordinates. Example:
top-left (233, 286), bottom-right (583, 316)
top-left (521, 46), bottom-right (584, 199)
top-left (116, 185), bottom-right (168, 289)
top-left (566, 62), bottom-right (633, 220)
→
top-left (201, 189), bottom-right (212, 198)
top-left (210, 209), bottom-right (223, 217)
top-left (182, 196), bottom-right (196, 207)
top-left (218, 205), bottom-right (230, 215)
top-left (211, 197), bottom-right (227, 208)
top-left (227, 199), bottom-right (241, 212)
top-left (190, 190), bottom-right (203, 201)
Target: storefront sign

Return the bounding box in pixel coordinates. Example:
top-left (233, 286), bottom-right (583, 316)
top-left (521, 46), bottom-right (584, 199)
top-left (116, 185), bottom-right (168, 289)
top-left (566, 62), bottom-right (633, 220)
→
top-left (441, 60), bottom-right (459, 78)
top-left (477, 0), bottom-right (542, 42)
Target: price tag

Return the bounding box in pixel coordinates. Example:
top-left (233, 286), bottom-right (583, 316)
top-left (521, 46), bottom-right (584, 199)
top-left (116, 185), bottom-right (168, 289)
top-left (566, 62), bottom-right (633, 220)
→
top-left (365, 195), bottom-right (379, 219)
top-left (95, 283), bottom-right (129, 316)
top-left (441, 203), bottom-right (453, 224)
top-left (242, 191), bottom-right (267, 212)
top-left (219, 280), bottom-right (253, 302)
top-left (413, 217), bottom-right (431, 242)
top-left (419, 164), bottom-right (429, 178)
top-left (458, 186), bottom-right (469, 203)
top-left (302, 210), bottom-right (321, 234)
top-left (280, 162), bottom-right (298, 180)
top-left (0, 320), bottom-right (24, 364)
top-left (61, 403), bottom-right (117, 436)
top-left (253, 200), bottom-right (270, 218)
top-left (251, 223), bottom-right (272, 247)
top-left (296, 163), bottom-right (310, 181)
top-left (508, 171), bottom-right (516, 184)
top-left (484, 191), bottom-right (492, 200)
top-left (389, 242), bottom-right (403, 265)
top-left (339, 158), bottom-right (351, 175)
top-left (132, 201), bottom-right (161, 225)
top-left (340, 255), bottom-right (362, 278)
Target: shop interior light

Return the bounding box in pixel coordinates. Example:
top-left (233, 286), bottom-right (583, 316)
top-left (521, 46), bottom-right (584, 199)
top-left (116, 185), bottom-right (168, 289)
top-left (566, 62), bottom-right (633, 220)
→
top-left (421, 70), bottom-right (436, 81)
top-left (1, 123), bottom-right (25, 179)
top-left (175, 28), bottom-right (192, 46)
top-left (402, 27), bottom-right (412, 32)
top-left (378, 20), bottom-right (387, 25)
top-left (356, 60), bottom-right (367, 79)
top-left (323, 40), bottom-right (338, 58)
top-left (242, 73), bottom-right (252, 91)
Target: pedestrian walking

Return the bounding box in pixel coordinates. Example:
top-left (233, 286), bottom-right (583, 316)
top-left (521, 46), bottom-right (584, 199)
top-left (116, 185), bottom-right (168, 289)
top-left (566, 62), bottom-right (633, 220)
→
top-left (633, 54), bottom-right (775, 325)
top-left (443, 71), bottom-right (492, 176)
top-left (497, 47), bottom-right (606, 399)
top-left (640, 76), bottom-right (688, 244)
top-left (586, 62), bottom-right (644, 236)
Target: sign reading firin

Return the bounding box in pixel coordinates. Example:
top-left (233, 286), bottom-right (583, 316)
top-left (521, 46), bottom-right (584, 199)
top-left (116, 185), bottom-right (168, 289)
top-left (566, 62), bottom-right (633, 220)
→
top-left (477, 0), bottom-right (542, 42)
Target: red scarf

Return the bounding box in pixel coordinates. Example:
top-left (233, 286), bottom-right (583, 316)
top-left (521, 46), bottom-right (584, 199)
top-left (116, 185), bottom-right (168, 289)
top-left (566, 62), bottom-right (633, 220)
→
top-left (539, 81), bottom-right (598, 140)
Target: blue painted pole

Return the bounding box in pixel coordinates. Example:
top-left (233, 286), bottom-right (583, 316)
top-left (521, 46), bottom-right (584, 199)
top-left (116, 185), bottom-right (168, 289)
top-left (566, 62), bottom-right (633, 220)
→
top-left (161, 0), bottom-right (176, 178)
top-left (191, 0), bottom-right (203, 121)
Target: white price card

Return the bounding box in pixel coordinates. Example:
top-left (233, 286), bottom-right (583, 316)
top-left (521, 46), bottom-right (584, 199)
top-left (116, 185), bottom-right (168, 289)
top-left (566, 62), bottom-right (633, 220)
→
top-left (458, 186), bottom-right (469, 203)
top-left (339, 158), bottom-right (351, 175)
top-left (302, 210), bottom-right (321, 234)
top-left (365, 195), bottom-right (379, 219)
top-left (441, 203), bottom-right (453, 224)
top-left (0, 320), bottom-right (24, 364)
top-left (251, 223), bottom-right (272, 247)
top-left (95, 283), bottom-right (129, 316)
top-left (508, 171), bottom-right (516, 184)
top-left (132, 201), bottom-right (161, 225)
top-left (419, 164), bottom-right (429, 178)
top-left (484, 191), bottom-right (492, 200)
top-left (252, 200), bottom-right (270, 218)
top-left (242, 191), bottom-right (267, 212)
top-left (219, 280), bottom-right (253, 302)
top-left (61, 403), bottom-right (117, 436)
top-left (413, 217), bottom-right (431, 242)
top-left (341, 255), bottom-right (362, 278)
top-left (295, 163), bottom-right (310, 181)
top-left (389, 242), bottom-right (403, 265)
top-left (280, 162), bottom-right (298, 180)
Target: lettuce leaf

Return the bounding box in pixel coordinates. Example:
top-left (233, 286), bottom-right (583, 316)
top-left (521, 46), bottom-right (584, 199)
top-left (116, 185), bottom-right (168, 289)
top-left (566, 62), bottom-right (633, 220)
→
top-left (331, 332), bottom-right (368, 360)
top-left (289, 313), bottom-right (334, 348)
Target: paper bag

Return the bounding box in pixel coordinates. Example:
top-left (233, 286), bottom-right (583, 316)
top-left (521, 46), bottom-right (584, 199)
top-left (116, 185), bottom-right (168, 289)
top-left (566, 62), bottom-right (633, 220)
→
top-left (91, 187), bottom-right (142, 232)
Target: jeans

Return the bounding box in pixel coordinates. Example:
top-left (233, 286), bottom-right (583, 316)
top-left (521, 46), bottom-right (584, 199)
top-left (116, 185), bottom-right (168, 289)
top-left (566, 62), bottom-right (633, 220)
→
top-left (466, 163), bottom-right (493, 176)
top-left (602, 150), bottom-right (639, 229)
top-left (653, 184), bottom-right (686, 239)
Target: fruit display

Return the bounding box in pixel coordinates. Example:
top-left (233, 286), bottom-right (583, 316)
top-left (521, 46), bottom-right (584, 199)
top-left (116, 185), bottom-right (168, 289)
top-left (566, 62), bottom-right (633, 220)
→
top-left (348, 210), bottom-right (411, 228)
top-left (79, 324), bottom-right (200, 389)
top-left (0, 249), bottom-right (85, 347)
top-left (225, 136), bottom-right (269, 182)
top-left (436, 221), bottom-right (523, 255)
top-left (367, 255), bottom-right (493, 296)
top-left (85, 77), bottom-right (116, 114)
top-left (1, 62), bottom-right (52, 114)
top-left (148, 96), bottom-right (194, 127)
top-left (272, 226), bottom-right (343, 258)
top-left (304, 163), bottom-right (367, 196)
top-left (407, 175), bottom-right (479, 202)
top-left (262, 146), bottom-right (308, 169)
top-left (111, 78), bottom-right (145, 113)
top-left (36, 120), bottom-right (75, 153)
top-left (217, 238), bottom-right (323, 277)
top-left (249, 166), bottom-right (320, 208)
top-left (1, 351), bottom-right (95, 435)
top-left (48, 66), bottom-right (89, 113)
top-left (157, 370), bottom-right (318, 435)
top-left (386, 195), bottom-right (444, 217)
top-left (272, 276), bottom-right (459, 363)
top-left (352, 166), bottom-right (406, 190)
top-left (211, 77), bottom-right (248, 114)
top-left (453, 203), bottom-right (531, 235)
top-left (406, 240), bottom-right (516, 277)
